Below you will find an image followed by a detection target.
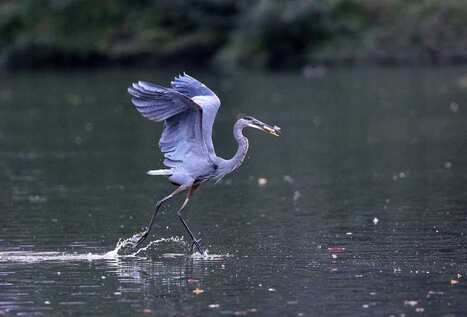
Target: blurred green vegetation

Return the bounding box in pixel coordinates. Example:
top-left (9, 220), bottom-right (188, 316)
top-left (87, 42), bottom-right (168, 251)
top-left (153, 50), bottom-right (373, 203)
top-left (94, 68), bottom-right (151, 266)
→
top-left (1, 0), bottom-right (467, 69)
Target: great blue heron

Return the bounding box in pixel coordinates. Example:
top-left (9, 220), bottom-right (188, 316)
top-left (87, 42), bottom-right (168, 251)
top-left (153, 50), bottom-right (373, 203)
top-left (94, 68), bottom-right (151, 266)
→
top-left (127, 73), bottom-right (281, 253)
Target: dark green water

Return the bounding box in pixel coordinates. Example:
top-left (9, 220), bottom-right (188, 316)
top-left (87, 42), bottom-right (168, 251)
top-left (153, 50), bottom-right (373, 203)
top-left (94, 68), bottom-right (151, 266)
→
top-left (1, 67), bottom-right (467, 316)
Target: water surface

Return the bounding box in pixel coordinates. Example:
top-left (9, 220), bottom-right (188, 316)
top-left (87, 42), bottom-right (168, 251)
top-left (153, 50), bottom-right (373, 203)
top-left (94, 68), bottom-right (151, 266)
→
top-left (1, 67), bottom-right (467, 316)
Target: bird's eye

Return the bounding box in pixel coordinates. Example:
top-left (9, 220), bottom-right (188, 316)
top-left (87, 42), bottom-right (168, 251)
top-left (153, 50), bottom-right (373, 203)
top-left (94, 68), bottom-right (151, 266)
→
top-left (243, 116), bottom-right (254, 121)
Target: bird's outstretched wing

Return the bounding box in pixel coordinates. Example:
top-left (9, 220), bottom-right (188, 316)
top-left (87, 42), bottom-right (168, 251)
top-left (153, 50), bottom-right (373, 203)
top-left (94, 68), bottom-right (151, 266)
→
top-left (171, 73), bottom-right (221, 157)
top-left (128, 76), bottom-right (217, 170)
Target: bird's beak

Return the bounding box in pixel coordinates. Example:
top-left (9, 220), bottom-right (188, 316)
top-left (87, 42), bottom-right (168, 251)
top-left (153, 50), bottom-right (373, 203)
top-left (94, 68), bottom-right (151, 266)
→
top-left (249, 121), bottom-right (281, 137)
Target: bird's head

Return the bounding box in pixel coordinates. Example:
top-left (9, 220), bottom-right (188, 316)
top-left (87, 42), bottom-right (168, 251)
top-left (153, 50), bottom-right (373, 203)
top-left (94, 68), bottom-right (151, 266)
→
top-left (241, 115), bottom-right (281, 137)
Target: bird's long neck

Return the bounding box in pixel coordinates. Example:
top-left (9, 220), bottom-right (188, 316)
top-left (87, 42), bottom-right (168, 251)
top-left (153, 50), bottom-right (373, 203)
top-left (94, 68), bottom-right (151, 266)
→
top-left (225, 120), bottom-right (249, 173)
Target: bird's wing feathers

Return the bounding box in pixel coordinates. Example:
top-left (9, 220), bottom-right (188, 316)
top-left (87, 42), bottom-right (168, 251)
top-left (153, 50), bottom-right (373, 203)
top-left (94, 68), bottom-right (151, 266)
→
top-left (159, 108), bottom-right (207, 168)
top-left (128, 81), bottom-right (198, 122)
top-left (171, 73), bottom-right (217, 99)
top-left (171, 73), bottom-right (221, 158)
top-left (128, 74), bottom-right (219, 170)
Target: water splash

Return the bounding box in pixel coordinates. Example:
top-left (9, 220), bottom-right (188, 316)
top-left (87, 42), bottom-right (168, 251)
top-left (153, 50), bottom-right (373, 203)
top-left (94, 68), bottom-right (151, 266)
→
top-left (0, 234), bottom-right (229, 263)
top-left (126, 236), bottom-right (230, 260)
top-left (130, 236), bottom-right (186, 257)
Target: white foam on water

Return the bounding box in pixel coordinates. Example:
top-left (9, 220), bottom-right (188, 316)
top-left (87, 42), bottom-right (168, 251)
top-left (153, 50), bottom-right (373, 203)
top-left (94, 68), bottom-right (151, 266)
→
top-left (160, 251), bottom-right (230, 260)
top-left (0, 234), bottom-right (230, 263)
top-left (0, 251), bottom-right (116, 263)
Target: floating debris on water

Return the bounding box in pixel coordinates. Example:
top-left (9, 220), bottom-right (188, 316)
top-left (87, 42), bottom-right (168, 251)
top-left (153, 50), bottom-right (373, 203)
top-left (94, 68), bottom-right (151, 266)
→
top-left (445, 162), bottom-right (452, 169)
top-left (404, 300), bottom-right (418, 307)
top-left (268, 288), bottom-right (276, 292)
top-left (373, 217), bottom-right (379, 225)
top-left (293, 190), bottom-right (301, 202)
top-left (193, 288), bottom-right (204, 295)
top-left (74, 136), bottom-right (83, 145)
top-left (450, 279), bottom-right (459, 285)
top-left (257, 177), bottom-right (268, 186)
top-left (327, 246), bottom-right (345, 253)
top-left (143, 308), bottom-right (152, 314)
top-left (392, 171), bottom-right (408, 180)
top-left (427, 290), bottom-right (444, 298)
top-left (346, 232), bottom-right (352, 236)
top-left (208, 304), bottom-right (220, 309)
top-left (328, 246), bottom-right (345, 259)
top-left (449, 102), bottom-right (459, 113)
top-left (283, 175), bottom-right (294, 184)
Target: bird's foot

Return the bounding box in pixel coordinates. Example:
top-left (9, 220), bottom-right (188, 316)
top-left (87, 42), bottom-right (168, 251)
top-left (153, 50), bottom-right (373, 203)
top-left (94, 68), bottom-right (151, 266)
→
top-left (191, 238), bottom-right (205, 254)
top-left (128, 229), bottom-right (149, 248)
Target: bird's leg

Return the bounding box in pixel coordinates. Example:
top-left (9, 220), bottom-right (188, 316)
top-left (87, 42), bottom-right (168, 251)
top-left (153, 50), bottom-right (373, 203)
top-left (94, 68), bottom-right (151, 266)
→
top-left (176, 185), bottom-right (205, 254)
top-left (131, 185), bottom-right (187, 248)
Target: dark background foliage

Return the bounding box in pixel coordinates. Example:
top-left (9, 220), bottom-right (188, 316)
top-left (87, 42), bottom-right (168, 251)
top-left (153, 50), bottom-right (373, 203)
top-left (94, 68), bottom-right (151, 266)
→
top-left (1, 0), bottom-right (467, 69)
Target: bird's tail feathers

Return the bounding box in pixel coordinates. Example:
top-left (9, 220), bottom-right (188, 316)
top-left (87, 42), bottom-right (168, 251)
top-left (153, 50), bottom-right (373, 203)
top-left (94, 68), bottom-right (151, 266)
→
top-left (147, 169), bottom-right (173, 176)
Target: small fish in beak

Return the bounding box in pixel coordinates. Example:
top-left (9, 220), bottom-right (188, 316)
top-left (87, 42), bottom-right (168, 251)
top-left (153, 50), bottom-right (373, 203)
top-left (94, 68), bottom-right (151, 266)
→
top-left (263, 124), bottom-right (281, 136)
top-left (245, 116), bottom-right (281, 137)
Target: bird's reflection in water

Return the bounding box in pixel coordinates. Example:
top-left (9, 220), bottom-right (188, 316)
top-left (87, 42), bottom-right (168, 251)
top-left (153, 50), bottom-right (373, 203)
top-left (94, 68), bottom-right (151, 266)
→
top-left (103, 237), bottom-right (229, 298)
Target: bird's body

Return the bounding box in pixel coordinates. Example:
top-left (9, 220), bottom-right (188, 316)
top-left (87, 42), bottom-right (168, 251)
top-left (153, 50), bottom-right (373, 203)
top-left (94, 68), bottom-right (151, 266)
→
top-left (128, 73), bottom-right (280, 252)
